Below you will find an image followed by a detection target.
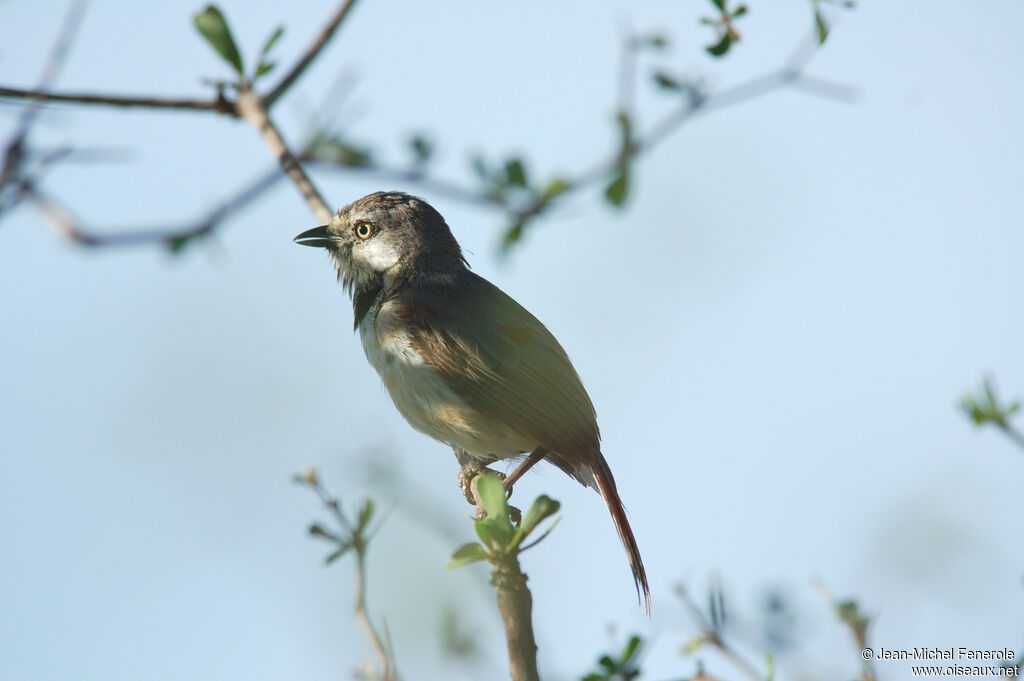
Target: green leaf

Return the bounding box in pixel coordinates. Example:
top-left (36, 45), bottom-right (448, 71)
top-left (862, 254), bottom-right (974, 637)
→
top-left (710, 0), bottom-right (726, 10)
top-left (165, 234), bottom-right (194, 253)
top-left (446, 542), bottom-right (489, 569)
top-left (476, 474), bottom-right (507, 519)
top-left (505, 158), bottom-right (527, 187)
top-left (644, 34), bottom-right (668, 50)
top-left (410, 134), bottom-right (433, 163)
top-left (511, 494), bottom-right (560, 547)
top-left (356, 498), bottom-right (374, 533)
top-left (815, 11), bottom-right (829, 44)
top-left (474, 519), bottom-right (494, 546)
top-left (705, 32), bottom-right (733, 57)
top-left (193, 5), bottom-right (244, 75)
top-left (621, 634), bottom-right (642, 663)
top-left (309, 135), bottom-right (373, 167)
top-left (260, 26), bottom-right (284, 58)
top-left (604, 167), bottom-right (630, 207)
top-left (255, 61), bottom-right (276, 78)
top-left (765, 651), bottom-right (776, 681)
top-left (653, 71), bottom-right (680, 90)
top-left (681, 636), bottom-right (706, 655)
top-left (732, 5), bottom-right (748, 18)
top-left (324, 543), bottom-right (352, 564)
top-left (501, 220), bottom-right (525, 251)
top-left (541, 177), bottom-right (571, 200)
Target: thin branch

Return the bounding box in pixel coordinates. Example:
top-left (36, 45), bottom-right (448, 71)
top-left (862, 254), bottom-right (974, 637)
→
top-left (305, 476), bottom-right (398, 681)
top-left (235, 87), bottom-right (332, 223)
top-left (263, 0), bottom-right (362, 110)
top-left (22, 165), bottom-right (284, 248)
top-left (0, 86), bottom-right (236, 115)
top-left (676, 584), bottom-right (766, 681)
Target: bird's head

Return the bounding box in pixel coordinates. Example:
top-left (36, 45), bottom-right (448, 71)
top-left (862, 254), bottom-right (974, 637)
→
top-left (294, 191), bottom-right (466, 295)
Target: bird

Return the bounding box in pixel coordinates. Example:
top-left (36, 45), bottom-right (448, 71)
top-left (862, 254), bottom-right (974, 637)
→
top-left (294, 191), bottom-right (650, 611)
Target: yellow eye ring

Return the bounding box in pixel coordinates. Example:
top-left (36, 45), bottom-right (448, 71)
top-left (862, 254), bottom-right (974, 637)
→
top-left (354, 221), bottom-right (374, 240)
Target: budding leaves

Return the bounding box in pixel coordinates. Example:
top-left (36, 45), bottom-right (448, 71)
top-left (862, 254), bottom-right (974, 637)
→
top-left (445, 474), bottom-right (561, 571)
top-left (193, 6), bottom-right (244, 75)
top-left (193, 6), bottom-right (285, 82)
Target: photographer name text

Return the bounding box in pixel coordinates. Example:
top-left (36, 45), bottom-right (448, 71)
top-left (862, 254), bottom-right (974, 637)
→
top-left (867, 648), bottom-right (1016, 662)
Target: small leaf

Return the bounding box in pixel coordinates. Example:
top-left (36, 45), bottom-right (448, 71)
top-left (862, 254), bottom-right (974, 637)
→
top-left (710, 0), bottom-right (726, 10)
top-left (681, 636), bottom-right (706, 655)
top-left (732, 5), bottom-right (748, 18)
top-left (653, 71), bottom-right (680, 90)
top-left (604, 167), bottom-right (630, 207)
top-left (446, 542), bottom-right (489, 569)
top-left (598, 655), bottom-right (617, 671)
top-left (621, 634), bottom-right (642, 663)
top-left (705, 32), bottom-right (733, 57)
top-left (505, 158), bottom-right (527, 187)
top-left (474, 520), bottom-right (494, 546)
top-left (165, 234), bottom-right (193, 253)
top-left (511, 494), bottom-right (560, 547)
top-left (644, 34), bottom-right (668, 50)
top-left (193, 5), bottom-right (244, 75)
top-left (356, 498), bottom-right (374, 532)
top-left (501, 220), bottom-right (525, 251)
top-left (476, 474), bottom-right (508, 519)
top-left (410, 134), bottom-right (433, 163)
top-left (815, 11), bottom-right (829, 44)
top-left (255, 61), bottom-right (276, 78)
top-left (325, 543), bottom-right (352, 564)
top-left (541, 177), bottom-right (570, 201)
top-left (260, 26), bottom-right (284, 57)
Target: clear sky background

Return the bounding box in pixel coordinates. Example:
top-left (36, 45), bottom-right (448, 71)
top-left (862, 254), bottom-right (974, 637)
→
top-left (2, 1), bottom-right (1022, 680)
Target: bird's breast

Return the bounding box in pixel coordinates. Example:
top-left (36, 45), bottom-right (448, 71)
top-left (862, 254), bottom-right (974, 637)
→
top-left (358, 299), bottom-right (532, 460)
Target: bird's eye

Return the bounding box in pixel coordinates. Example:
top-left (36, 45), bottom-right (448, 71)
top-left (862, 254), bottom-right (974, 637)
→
top-left (354, 221), bottom-right (374, 240)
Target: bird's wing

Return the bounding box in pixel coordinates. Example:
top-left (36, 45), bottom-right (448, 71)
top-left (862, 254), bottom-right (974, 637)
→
top-left (397, 271), bottom-right (600, 465)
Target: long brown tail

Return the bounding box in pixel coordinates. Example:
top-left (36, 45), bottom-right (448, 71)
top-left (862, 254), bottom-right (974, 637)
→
top-left (590, 452), bottom-right (651, 614)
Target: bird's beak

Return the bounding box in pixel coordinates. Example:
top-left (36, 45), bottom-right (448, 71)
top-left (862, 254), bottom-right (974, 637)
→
top-left (293, 225), bottom-right (335, 248)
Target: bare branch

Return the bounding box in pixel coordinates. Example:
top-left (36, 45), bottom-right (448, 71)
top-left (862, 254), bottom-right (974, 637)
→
top-left (676, 584), bottom-right (767, 681)
top-left (235, 87), bottom-right (332, 223)
top-left (303, 474), bottom-right (399, 681)
top-left (0, 86), bottom-right (236, 115)
top-left (263, 0), bottom-right (362, 110)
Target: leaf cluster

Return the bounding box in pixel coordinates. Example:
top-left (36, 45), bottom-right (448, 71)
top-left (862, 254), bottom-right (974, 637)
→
top-left (446, 474), bottom-right (561, 570)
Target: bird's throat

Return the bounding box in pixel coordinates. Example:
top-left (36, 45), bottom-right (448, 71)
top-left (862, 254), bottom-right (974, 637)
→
top-left (352, 278), bottom-right (384, 330)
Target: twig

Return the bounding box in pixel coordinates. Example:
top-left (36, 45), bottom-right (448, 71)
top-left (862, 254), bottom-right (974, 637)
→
top-left (263, 0), bottom-right (362, 109)
top-left (306, 477), bottom-right (399, 681)
top-left (676, 584), bottom-right (766, 681)
top-left (235, 86), bottom-right (332, 223)
top-left (22, 166), bottom-right (284, 248)
top-left (0, 86), bottom-right (236, 115)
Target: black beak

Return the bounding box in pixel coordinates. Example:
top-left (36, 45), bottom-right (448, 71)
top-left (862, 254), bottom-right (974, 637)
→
top-left (293, 225), bottom-right (335, 248)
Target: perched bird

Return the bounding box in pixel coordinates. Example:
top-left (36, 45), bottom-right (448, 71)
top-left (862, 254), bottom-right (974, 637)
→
top-left (295, 191), bottom-right (650, 610)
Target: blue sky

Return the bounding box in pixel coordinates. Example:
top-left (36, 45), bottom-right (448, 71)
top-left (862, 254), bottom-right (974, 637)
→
top-left (2, 2), bottom-right (1023, 680)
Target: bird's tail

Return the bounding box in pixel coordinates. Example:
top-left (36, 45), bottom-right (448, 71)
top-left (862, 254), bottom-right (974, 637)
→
top-left (589, 452), bottom-right (651, 614)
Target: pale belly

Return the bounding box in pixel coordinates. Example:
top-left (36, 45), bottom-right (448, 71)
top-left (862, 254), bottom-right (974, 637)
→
top-left (359, 303), bottom-right (534, 461)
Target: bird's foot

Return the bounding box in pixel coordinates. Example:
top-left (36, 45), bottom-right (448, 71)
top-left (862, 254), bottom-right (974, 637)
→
top-left (457, 463), bottom-right (520, 522)
top-left (457, 462), bottom-right (504, 505)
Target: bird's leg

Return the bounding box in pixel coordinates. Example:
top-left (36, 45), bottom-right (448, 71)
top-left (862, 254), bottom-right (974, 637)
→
top-left (502, 447), bottom-right (549, 496)
top-left (454, 447), bottom-right (506, 505)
